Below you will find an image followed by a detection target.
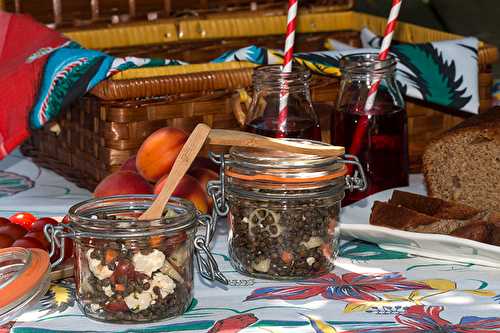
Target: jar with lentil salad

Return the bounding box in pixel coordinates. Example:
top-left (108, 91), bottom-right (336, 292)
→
top-left (46, 195), bottom-right (225, 323)
top-left (209, 139), bottom-right (366, 280)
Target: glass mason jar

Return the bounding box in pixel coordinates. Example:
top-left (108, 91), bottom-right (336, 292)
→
top-left (244, 64), bottom-right (321, 141)
top-left (208, 140), bottom-right (366, 280)
top-left (331, 53), bottom-right (409, 205)
top-left (46, 195), bottom-right (224, 323)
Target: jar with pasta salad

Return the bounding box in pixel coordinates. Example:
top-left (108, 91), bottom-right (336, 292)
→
top-left (208, 139), bottom-right (366, 280)
top-left (45, 195), bottom-right (226, 323)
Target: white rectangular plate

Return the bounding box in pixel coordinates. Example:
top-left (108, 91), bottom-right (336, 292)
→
top-left (339, 177), bottom-right (500, 268)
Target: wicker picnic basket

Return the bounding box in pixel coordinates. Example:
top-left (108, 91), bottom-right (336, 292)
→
top-left (10, 1), bottom-right (498, 190)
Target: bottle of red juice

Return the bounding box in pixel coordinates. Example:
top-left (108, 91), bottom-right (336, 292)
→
top-left (245, 64), bottom-right (321, 141)
top-left (332, 53), bottom-right (409, 205)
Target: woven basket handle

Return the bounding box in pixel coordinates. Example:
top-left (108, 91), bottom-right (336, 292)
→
top-left (231, 89), bottom-right (252, 128)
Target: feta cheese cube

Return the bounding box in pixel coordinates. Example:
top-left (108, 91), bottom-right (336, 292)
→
top-left (124, 291), bottom-right (153, 312)
top-left (132, 249), bottom-right (165, 277)
top-left (149, 272), bottom-right (176, 298)
top-left (103, 285), bottom-right (113, 297)
top-left (86, 249), bottom-right (113, 280)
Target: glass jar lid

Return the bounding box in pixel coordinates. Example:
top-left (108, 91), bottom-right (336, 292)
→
top-left (67, 195), bottom-right (197, 239)
top-left (0, 247), bottom-right (51, 325)
top-left (226, 139), bottom-right (347, 184)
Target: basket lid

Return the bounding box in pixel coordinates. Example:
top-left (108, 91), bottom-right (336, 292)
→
top-left (2, 0), bottom-right (354, 28)
top-left (0, 247), bottom-right (51, 325)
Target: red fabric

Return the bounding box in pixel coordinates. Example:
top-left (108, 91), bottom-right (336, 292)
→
top-left (0, 12), bottom-right (67, 159)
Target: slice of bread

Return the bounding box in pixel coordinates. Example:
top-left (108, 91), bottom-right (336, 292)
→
top-left (370, 201), bottom-right (439, 230)
top-left (370, 201), bottom-right (477, 234)
top-left (370, 201), bottom-right (492, 242)
top-left (389, 190), bottom-right (480, 219)
top-left (370, 191), bottom-right (500, 245)
top-left (422, 108), bottom-right (500, 211)
top-left (450, 222), bottom-right (491, 243)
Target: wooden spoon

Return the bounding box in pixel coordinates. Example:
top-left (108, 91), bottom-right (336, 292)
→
top-left (139, 123), bottom-right (211, 220)
top-left (207, 129), bottom-right (345, 157)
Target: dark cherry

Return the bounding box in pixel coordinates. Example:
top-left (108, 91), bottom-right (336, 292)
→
top-left (0, 234), bottom-right (14, 248)
top-left (31, 217), bottom-right (58, 232)
top-left (0, 217), bottom-right (10, 227)
top-left (0, 223), bottom-right (28, 240)
top-left (50, 238), bottom-right (74, 263)
top-left (12, 236), bottom-right (45, 250)
top-left (25, 231), bottom-right (51, 251)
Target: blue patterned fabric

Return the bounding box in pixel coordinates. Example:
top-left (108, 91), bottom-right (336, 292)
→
top-left (29, 31), bottom-right (481, 130)
top-left (325, 28), bottom-right (480, 113)
top-left (29, 41), bottom-right (185, 129)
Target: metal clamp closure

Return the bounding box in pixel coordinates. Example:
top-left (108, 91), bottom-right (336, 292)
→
top-left (338, 154), bottom-right (368, 192)
top-left (44, 224), bottom-right (74, 268)
top-left (208, 152), bottom-right (229, 217)
top-left (194, 213), bottom-right (228, 285)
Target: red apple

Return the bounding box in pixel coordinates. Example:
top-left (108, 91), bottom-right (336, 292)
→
top-left (94, 170), bottom-right (153, 197)
top-left (119, 155), bottom-right (138, 173)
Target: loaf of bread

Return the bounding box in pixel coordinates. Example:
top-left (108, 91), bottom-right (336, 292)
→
top-left (422, 108), bottom-right (500, 211)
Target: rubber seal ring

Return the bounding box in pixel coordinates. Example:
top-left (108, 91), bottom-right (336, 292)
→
top-left (0, 247), bottom-right (50, 310)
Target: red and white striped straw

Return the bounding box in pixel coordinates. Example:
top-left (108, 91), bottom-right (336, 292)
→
top-left (348, 0), bottom-right (403, 173)
top-left (277, 0), bottom-right (298, 132)
top-left (364, 0), bottom-right (402, 111)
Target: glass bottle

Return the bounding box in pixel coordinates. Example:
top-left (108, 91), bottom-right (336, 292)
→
top-left (245, 64), bottom-right (321, 141)
top-left (331, 53), bottom-right (409, 205)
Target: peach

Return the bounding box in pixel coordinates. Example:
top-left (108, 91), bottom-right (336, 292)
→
top-left (94, 170), bottom-right (153, 198)
top-left (154, 174), bottom-right (209, 213)
top-left (188, 167), bottom-right (218, 211)
top-left (136, 127), bottom-right (188, 182)
top-left (120, 155), bottom-right (138, 173)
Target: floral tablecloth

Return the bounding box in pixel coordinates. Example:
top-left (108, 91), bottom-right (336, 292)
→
top-left (1, 150), bottom-right (500, 333)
